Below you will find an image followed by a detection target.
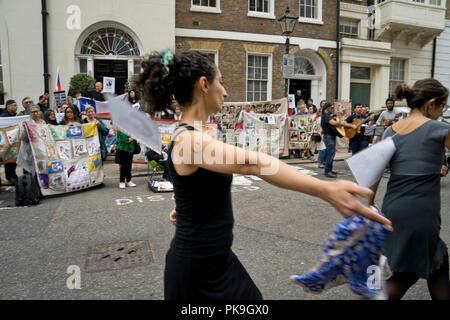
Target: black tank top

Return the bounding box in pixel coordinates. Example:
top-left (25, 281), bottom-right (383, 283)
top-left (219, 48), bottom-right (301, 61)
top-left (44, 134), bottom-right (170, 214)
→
top-left (168, 124), bottom-right (234, 259)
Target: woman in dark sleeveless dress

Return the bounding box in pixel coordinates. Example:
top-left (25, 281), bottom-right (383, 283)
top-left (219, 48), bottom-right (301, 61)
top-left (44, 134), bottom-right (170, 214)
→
top-left (136, 50), bottom-right (392, 300)
top-left (370, 79), bottom-right (450, 300)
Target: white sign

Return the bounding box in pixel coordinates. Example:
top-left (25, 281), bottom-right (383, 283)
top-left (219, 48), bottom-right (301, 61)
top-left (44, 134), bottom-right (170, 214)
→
top-left (103, 77), bottom-right (115, 93)
top-left (283, 54), bottom-right (295, 79)
top-left (288, 94), bottom-right (296, 109)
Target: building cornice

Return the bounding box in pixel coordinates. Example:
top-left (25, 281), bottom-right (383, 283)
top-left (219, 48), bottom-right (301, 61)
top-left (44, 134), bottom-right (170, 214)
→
top-left (175, 28), bottom-right (337, 51)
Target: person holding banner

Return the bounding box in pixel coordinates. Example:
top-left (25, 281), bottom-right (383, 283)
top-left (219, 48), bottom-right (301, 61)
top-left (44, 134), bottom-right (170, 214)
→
top-left (369, 79), bottom-right (450, 300)
top-left (83, 106), bottom-right (109, 162)
top-left (1, 100), bottom-right (19, 184)
top-left (44, 110), bottom-right (58, 125)
top-left (17, 105), bottom-right (46, 176)
top-left (135, 50), bottom-right (392, 301)
top-left (59, 106), bottom-right (81, 126)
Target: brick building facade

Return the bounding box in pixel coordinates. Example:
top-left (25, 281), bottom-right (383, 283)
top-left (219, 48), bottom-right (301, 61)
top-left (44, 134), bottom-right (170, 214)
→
top-left (175, 0), bottom-right (338, 106)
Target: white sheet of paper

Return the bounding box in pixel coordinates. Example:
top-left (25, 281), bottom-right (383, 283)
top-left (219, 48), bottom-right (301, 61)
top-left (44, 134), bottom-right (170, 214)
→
top-left (267, 115), bottom-right (275, 125)
top-left (345, 137), bottom-right (396, 187)
top-left (107, 94), bottom-right (162, 154)
top-left (103, 77), bottom-right (115, 93)
top-left (288, 94), bottom-right (296, 109)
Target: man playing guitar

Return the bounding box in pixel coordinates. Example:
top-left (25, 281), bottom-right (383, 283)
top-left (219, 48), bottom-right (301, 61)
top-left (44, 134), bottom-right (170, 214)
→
top-left (376, 98), bottom-right (403, 126)
top-left (344, 103), bottom-right (375, 154)
top-left (321, 102), bottom-right (357, 178)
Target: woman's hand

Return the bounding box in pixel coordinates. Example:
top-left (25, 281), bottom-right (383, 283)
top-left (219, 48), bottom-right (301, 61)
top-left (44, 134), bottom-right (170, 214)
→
top-left (95, 119), bottom-right (100, 127)
top-left (321, 180), bottom-right (393, 231)
top-left (169, 208), bottom-right (177, 226)
top-left (128, 137), bottom-right (134, 143)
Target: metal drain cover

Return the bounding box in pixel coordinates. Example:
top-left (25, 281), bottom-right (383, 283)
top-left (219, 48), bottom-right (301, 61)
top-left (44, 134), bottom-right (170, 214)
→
top-left (85, 240), bottom-right (153, 273)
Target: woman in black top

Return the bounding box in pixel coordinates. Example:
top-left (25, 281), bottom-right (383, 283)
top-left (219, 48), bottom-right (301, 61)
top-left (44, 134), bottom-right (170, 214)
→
top-left (43, 110), bottom-right (58, 125)
top-left (136, 50), bottom-right (392, 300)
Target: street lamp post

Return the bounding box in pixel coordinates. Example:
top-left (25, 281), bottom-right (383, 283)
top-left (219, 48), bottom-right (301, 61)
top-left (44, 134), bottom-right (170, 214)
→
top-left (278, 7), bottom-right (298, 98)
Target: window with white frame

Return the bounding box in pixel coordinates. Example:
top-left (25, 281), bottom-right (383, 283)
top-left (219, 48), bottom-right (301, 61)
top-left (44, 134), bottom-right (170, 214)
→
top-left (191, 0), bottom-right (221, 13)
top-left (412, 0), bottom-right (425, 3)
top-left (248, 0), bottom-right (275, 18)
top-left (299, 0), bottom-right (322, 24)
top-left (429, 0), bottom-right (441, 5)
top-left (247, 54), bottom-right (270, 102)
top-left (389, 58), bottom-right (406, 97)
top-left (340, 19), bottom-right (359, 38)
top-left (195, 50), bottom-right (218, 66)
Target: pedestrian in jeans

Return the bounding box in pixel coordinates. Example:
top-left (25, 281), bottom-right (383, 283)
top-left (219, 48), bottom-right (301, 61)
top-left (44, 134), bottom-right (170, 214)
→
top-left (115, 130), bottom-right (137, 189)
top-left (321, 102), bottom-right (356, 178)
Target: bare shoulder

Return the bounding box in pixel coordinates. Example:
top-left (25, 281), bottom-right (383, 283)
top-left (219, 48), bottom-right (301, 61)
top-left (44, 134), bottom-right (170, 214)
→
top-left (392, 117), bottom-right (429, 134)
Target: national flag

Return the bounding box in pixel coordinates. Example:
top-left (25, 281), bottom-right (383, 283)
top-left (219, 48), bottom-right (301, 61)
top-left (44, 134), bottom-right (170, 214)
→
top-left (78, 97), bottom-right (96, 113)
top-left (55, 66), bottom-right (62, 92)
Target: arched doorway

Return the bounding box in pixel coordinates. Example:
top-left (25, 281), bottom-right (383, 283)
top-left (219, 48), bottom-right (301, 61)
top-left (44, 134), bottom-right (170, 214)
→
top-left (75, 23), bottom-right (143, 94)
top-left (288, 49), bottom-right (327, 108)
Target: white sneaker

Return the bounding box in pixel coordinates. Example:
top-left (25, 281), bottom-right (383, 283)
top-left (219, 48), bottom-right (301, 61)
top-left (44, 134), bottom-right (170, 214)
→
top-left (126, 181), bottom-right (136, 187)
top-left (119, 182), bottom-right (126, 189)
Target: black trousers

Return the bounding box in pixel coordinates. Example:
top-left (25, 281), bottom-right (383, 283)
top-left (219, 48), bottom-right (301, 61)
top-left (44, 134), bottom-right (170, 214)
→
top-left (5, 163), bottom-right (18, 181)
top-left (117, 150), bottom-right (133, 183)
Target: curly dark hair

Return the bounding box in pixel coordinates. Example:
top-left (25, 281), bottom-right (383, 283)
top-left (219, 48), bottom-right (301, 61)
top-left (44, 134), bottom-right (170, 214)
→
top-left (135, 50), bottom-right (217, 113)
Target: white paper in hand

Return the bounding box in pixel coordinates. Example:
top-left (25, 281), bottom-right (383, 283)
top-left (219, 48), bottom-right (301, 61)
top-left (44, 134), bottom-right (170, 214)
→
top-left (107, 94), bottom-right (162, 154)
top-left (345, 137), bottom-right (396, 187)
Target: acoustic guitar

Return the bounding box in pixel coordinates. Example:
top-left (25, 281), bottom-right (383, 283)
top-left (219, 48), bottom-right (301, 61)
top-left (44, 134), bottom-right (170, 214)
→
top-left (380, 112), bottom-right (402, 127)
top-left (330, 114), bottom-right (345, 138)
top-left (344, 111), bottom-right (382, 139)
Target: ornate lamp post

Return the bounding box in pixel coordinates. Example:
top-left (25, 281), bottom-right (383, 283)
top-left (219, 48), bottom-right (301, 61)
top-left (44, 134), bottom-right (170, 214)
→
top-left (278, 7), bottom-right (298, 97)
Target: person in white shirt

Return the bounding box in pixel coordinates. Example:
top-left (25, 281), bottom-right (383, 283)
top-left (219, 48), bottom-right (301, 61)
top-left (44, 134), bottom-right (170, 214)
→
top-left (174, 105), bottom-right (183, 120)
top-left (236, 103), bottom-right (254, 130)
top-left (376, 98), bottom-right (403, 126)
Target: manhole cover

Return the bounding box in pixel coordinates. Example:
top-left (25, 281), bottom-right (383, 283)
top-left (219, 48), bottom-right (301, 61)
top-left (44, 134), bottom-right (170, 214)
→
top-left (85, 240), bottom-right (153, 273)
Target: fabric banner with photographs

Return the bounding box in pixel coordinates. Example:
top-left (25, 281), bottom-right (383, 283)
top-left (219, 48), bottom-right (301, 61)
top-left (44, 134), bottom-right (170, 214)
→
top-left (233, 112), bottom-right (288, 157)
top-left (288, 115), bottom-right (316, 150)
top-left (0, 125), bottom-right (21, 164)
top-left (218, 97), bottom-right (288, 131)
top-left (25, 122), bottom-right (104, 196)
top-left (334, 101), bottom-right (352, 153)
top-left (219, 98), bottom-right (289, 157)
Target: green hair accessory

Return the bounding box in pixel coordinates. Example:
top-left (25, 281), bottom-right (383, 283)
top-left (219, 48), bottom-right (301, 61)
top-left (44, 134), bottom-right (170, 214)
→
top-left (161, 50), bottom-right (174, 74)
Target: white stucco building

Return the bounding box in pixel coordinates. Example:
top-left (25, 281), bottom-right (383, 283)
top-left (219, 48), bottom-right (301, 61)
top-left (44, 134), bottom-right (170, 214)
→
top-left (339, 0), bottom-right (447, 109)
top-left (0, 0), bottom-right (175, 111)
top-left (435, 0), bottom-right (450, 90)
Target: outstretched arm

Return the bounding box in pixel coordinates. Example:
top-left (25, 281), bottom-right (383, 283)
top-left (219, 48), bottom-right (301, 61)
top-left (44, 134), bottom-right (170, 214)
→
top-left (172, 130), bottom-right (392, 229)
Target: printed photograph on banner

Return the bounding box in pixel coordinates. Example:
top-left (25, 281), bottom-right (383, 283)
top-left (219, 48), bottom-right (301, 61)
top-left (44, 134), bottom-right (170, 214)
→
top-left (5, 146), bottom-right (19, 162)
top-left (25, 123), bottom-right (39, 142)
top-left (83, 123), bottom-right (98, 138)
top-left (6, 126), bottom-right (20, 145)
top-left (32, 143), bottom-right (48, 160)
top-left (48, 174), bottom-right (66, 191)
top-left (36, 160), bottom-right (47, 174)
top-left (0, 131), bottom-right (7, 146)
top-left (86, 137), bottom-right (100, 156)
top-left (36, 125), bottom-right (52, 144)
top-left (72, 139), bottom-right (88, 158)
top-left (47, 145), bottom-right (58, 160)
top-left (66, 126), bottom-right (83, 138)
top-left (65, 161), bottom-right (91, 192)
top-left (50, 126), bottom-right (66, 140)
top-left (56, 141), bottom-right (72, 160)
top-left (38, 174), bottom-right (49, 190)
top-left (289, 130), bottom-right (299, 141)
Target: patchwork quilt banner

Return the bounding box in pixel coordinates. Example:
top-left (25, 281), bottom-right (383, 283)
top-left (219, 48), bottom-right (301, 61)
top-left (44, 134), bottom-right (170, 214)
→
top-left (25, 122), bottom-right (104, 196)
top-left (288, 115), bottom-right (315, 150)
top-left (0, 125), bottom-right (21, 164)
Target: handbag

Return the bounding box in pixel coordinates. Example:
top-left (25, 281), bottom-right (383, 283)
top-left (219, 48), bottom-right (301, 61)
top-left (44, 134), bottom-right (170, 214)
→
top-left (311, 132), bottom-right (322, 143)
top-left (133, 140), bottom-right (141, 154)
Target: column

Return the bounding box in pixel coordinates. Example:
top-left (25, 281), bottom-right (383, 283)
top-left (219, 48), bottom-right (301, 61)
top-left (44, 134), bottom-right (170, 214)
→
top-left (340, 62), bottom-right (351, 100)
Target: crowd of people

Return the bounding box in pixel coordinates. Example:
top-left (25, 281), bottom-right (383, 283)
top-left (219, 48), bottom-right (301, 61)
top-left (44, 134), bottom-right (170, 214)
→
top-left (1, 49), bottom-right (449, 300)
